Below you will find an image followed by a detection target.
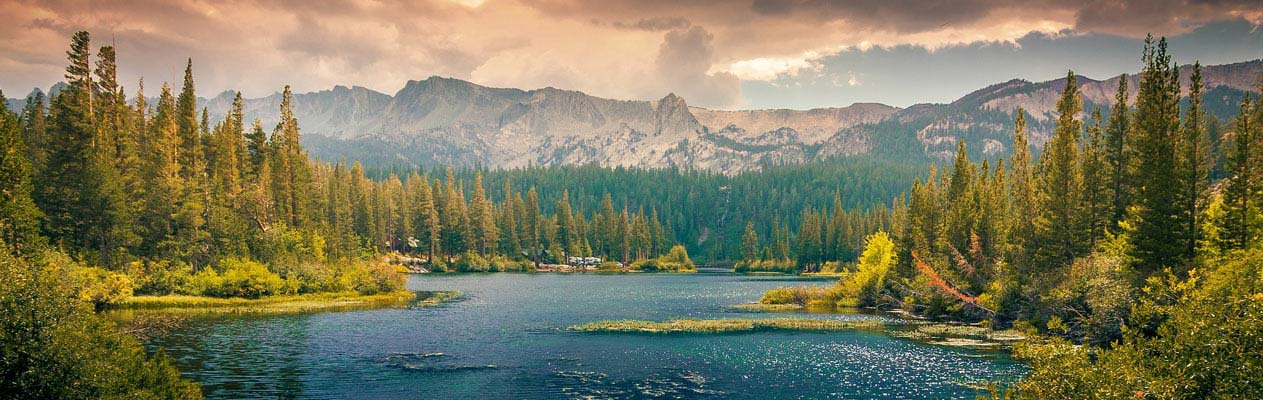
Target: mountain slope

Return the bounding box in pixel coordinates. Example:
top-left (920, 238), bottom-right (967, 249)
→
top-left (6, 60), bottom-right (1260, 171)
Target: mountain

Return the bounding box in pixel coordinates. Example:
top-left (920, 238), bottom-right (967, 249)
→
top-left (7, 60), bottom-right (1261, 172)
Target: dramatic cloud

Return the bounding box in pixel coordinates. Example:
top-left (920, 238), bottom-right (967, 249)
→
top-left (0, 0), bottom-right (1259, 109)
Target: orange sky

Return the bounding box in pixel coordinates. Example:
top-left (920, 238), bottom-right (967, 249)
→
top-left (2, 0), bottom-right (1260, 109)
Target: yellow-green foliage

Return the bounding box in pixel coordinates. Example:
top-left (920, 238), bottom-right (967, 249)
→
top-left (489, 255), bottom-right (533, 272)
top-left (734, 258), bottom-right (796, 273)
top-left (0, 252), bottom-right (202, 399)
top-left (632, 245), bottom-right (696, 272)
top-left (124, 259), bottom-right (193, 295)
top-left (453, 251), bottom-right (490, 272)
top-left (118, 291), bottom-right (416, 316)
top-left (570, 318), bottom-right (884, 333)
top-left (1008, 249), bottom-right (1263, 398)
top-left (840, 231), bottom-right (897, 307)
top-left (71, 266), bottom-right (134, 310)
top-left (759, 286), bottom-right (829, 305)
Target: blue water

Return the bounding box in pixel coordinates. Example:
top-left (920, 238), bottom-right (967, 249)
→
top-left (147, 272), bottom-right (1025, 399)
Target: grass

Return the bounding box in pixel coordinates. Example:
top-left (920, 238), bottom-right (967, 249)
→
top-left (569, 318), bottom-right (885, 334)
top-left (888, 324), bottom-right (1027, 349)
top-left (117, 290), bottom-right (422, 316)
top-left (412, 290), bottom-right (463, 307)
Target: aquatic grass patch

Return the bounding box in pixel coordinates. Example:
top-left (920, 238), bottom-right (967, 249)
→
top-left (569, 318), bottom-right (885, 334)
top-left (116, 290), bottom-right (420, 316)
top-left (411, 290), bottom-right (463, 307)
top-left (888, 324), bottom-right (1026, 349)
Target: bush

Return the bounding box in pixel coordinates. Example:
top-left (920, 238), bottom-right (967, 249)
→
top-left (633, 245), bottom-right (696, 272)
top-left (759, 286), bottom-right (829, 305)
top-left (71, 266), bottom-right (134, 310)
top-left (350, 261), bottom-right (408, 295)
top-left (840, 231), bottom-right (897, 307)
top-left (0, 252), bottom-right (202, 399)
top-left (124, 260), bottom-right (193, 296)
top-left (734, 258), bottom-right (797, 273)
top-left (597, 261), bottom-right (624, 271)
top-left (489, 255), bottom-right (532, 272)
top-left (1009, 249), bottom-right (1263, 398)
top-left (453, 251), bottom-right (490, 272)
top-left (205, 258), bottom-right (285, 299)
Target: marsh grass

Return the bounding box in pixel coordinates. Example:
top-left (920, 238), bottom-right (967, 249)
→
top-left (411, 290), bottom-right (463, 307)
top-left (889, 324), bottom-right (1026, 349)
top-left (117, 291), bottom-right (419, 316)
top-left (569, 318), bottom-right (885, 333)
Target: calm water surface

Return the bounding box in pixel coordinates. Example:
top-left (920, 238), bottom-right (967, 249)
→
top-left (146, 271), bottom-right (1025, 399)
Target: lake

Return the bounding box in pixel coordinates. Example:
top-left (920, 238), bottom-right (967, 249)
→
top-left (145, 271), bottom-right (1025, 399)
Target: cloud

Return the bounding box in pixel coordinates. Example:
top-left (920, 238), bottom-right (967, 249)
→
top-left (0, 0), bottom-right (1257, 110)
top-left (722, 52), bottom-right (823, 81)
top-left (610, 16), bottom-right (692, 31)
top-left (654, 26), bottom-right (743, 108)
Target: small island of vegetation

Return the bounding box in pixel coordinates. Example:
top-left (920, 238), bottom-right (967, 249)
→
top-left (570, 318), bottom-right (883, 334)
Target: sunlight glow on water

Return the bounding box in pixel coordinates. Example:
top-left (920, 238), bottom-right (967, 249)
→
top-left (145, 273), bottom-right (1024, 399)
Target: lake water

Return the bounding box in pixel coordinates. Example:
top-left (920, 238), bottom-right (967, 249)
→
top-left (146, 271), bottom-right (1025, 399)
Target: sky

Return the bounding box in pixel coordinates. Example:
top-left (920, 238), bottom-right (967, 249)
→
top-left (1, 0), bottom-right (1261, 110)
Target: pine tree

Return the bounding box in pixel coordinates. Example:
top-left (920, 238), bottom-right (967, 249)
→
top-left (555, 190), bottom-right (575, 256)
top-left (1081, 107), bottom-right (1110, 249)
top-left (1130, 37), bottom-right (1188, 276)
top-left (34, 31), bottom-right (129, 266)
top-left (525, 187), bottom-right (542, 264)
top-left (467, 172), bottom-right (498, 255)
top-left (0, 92), bottom-right (45, 255)
top-left (945, 141), bottom-right (977, 253)
top-left (1008, 109), bottom-right (1037, 269)
top-left (1180, 62), bottom-right (1209, 259)
top-left (1219, 94), bottom-right (1255, 250)
top-left (741, 221), bottom-right (759, 262)
top-left (19, 91), bottom-right (47, 173)
top-left (1106, 75), bottom-right (1132, 226)
top-left (1037, 71), bottom-right (1087, 267)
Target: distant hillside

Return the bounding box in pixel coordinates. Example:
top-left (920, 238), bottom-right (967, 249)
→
top-left (7, 60), bottom-right (1260, 171)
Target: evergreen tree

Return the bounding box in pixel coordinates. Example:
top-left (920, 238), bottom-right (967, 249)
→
top-left (741, 221), bottom-right (759, 262)
top-left (1130, 37), bottom-right (1187, 276)
top-left (1037, 71), bottom-right (1087, 267)
top-left (1081, 107), bottom-right (1110, 249)
top-left (467, 172), bottom-right (498, 255)
top-left (0, 93), bottom-right (44, 256)
top-left (33, 31), bottom-right (128, 266)
top-left (1106, 75), bottom-right (1132, 226)
top-left (1219, 94), bottom-right (1255, 250)
top-left (1180, 62), bottom-right (1209, 259)
top-left (19, 92), bottom-right (47, 173)
top-left (945, 141), bottom-right (977, 253)
top-left (1008, 109), bottom-right (1037, 269)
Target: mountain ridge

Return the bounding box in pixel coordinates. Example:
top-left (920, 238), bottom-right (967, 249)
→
top-left (6, 59), bottom-right (1261, 172)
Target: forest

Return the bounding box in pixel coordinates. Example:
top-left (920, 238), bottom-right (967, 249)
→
top-left (757, 37), bottom-right (1263, 397)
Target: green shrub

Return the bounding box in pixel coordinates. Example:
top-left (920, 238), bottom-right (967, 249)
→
top-left (632, 245), bottom-right (696, 272)
top-left (350, 261), bottom-right (407, 295)
top-left (453, 251), bottom-right (489, 272)
top-left (0, 252), bottom-right (203, 398)
top-left (208, 258), bottom-right (285, 299)
top-left (759, 286), bottom-right (828, 305)
top-left (840, 231), bottom-right (897, 307)
top-left (71, 266), bottom-right (134, 310)
top-left (734, 258), bottom-right (797, 273)
top-left (124, 260), bottom-right (193, 296)
top-left (597, 261), bottom-right (624, 271)
top-left (489, 255), bottom-right (531, 272)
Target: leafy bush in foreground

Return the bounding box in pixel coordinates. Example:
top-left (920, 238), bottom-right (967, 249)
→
top-left (0, 252), bottom-right (202, 399)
